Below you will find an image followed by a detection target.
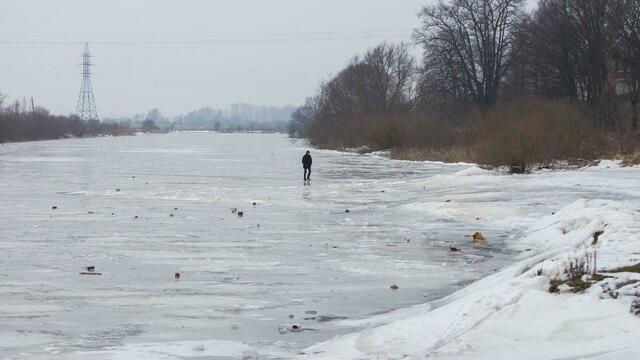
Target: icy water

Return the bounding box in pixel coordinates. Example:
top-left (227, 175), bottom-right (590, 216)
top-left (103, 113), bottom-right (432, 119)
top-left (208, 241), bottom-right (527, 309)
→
top-left (0, 133), bottom-right (514, 359)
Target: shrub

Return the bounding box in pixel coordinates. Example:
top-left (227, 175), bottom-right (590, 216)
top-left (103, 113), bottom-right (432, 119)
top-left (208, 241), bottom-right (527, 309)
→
top-left (293, 96), bottom-right (614, 169)
top-left (305, 110), bottom-right (465, 154)
top-left (472, 98), bottom-right (605, 173)
top-left (622, 149), bottom-right (640, 166)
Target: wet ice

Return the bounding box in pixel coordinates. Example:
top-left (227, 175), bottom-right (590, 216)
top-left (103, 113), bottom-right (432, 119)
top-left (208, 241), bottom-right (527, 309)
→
top-left (0, 133), bottom-right (515, 359)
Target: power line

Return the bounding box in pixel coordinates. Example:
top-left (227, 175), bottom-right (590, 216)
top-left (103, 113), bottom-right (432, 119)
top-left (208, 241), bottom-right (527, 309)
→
top-left (99, 73), bottom-right (311, 93)
top-left (0, 34), bottom-right (410, 46)
top-left (95, 66), bottom-right (311, 86)
top-left (0, 28), bottom-right (413, 39)
top-left (97, 56), bottom-right (325, 76)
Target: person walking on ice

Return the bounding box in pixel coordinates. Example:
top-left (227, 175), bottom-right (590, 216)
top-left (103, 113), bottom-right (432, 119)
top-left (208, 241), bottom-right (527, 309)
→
top-left (302, 151), bottom-right (312, 181)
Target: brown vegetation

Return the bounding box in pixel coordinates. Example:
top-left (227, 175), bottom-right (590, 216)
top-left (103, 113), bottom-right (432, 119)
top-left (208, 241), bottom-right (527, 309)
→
top-left (296, 96), bottom-right (609, 172)
top-left (389, 147), bottom-right (470, 163)
top-left (608, 263), bottom-right (640, 273)
top-left (621, 150), bottom-right (640, 166)
top-left (472, 98), bottom-right (606, 173)
top-left (289, 0), bottom-right (640, 173)
top-left (0, 96), bottom-right (133, 143)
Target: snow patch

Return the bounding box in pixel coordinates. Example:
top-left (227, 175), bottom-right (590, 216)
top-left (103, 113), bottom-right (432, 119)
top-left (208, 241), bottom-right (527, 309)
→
top-left (301, 198), bottom-right (640, 359)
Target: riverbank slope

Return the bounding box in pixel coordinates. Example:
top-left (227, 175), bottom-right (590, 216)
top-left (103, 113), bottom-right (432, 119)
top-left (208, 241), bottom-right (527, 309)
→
top-left (302, 161), bottom-right (640, 359)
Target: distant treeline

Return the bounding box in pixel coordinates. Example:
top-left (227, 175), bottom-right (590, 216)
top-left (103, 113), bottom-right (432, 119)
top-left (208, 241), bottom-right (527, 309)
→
top-left (289, 0), bottom-right (640, 172)
top-left (0, 95), bottom-right (133, 143)
top-left (102, 104), bottom-right (295, 133)
top-left (217, 121), bottom-right (288, 133)
top-left (172, 104), bottom-right (295, 133)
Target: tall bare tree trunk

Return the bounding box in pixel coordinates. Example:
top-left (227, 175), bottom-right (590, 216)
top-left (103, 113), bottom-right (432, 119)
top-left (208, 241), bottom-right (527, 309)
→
top-left (632, 96), bottom-right (639, 133)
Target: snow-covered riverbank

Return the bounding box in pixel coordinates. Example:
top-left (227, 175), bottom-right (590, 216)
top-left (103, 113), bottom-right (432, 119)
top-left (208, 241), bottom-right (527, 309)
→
top-left (302, 162), bottom-right (640, 359)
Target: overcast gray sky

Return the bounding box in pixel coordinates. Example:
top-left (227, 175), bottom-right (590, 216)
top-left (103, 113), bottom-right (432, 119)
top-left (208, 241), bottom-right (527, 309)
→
top-left (0, 0), bottom-right (440, 118)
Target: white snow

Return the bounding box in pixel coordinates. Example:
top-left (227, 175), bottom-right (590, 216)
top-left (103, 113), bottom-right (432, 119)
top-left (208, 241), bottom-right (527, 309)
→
top-left (301, 166), bottom-right (640, 359)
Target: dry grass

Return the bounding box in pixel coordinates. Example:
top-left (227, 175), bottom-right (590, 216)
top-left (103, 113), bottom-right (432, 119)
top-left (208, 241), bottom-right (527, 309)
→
top-left (607, 263), bottom-right (640, 273)
top-left (621, 149), bottom-right (640, 166)
top-left (306, 110), bottom-right (464, 152)
top-left (549, 277), bottom-right (593, 293)
top-left (549, 253), bottom-right (597, 293)
top-left (390, 147), bottom-right (471, 163)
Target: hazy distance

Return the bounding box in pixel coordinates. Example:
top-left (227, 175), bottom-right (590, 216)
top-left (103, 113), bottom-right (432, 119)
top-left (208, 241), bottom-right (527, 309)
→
top-left (0, 0), bottom-right (433, 118)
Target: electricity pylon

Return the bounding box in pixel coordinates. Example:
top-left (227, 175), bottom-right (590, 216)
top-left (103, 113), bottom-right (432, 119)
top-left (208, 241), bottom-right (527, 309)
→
top-left (75, 43), bottom-right (98, 121)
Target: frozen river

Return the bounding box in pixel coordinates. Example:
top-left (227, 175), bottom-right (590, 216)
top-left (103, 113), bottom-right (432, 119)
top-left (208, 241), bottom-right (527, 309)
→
top-left (0, 133), bottom-right (516, 359)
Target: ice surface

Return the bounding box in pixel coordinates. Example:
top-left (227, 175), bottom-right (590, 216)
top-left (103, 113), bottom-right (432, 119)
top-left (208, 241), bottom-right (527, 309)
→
top-left (2, 133), bottom-right (638, 359)
top-left (0, 133), bottom-right (512, 359)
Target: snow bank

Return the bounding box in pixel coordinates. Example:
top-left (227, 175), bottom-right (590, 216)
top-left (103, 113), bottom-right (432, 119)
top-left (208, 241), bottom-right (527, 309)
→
top-left (301, 198), bottom-right (640, 359)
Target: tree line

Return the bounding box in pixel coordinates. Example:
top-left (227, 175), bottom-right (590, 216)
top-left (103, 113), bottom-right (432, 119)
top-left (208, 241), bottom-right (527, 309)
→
top-left (289, 0), bottom-right (640, 172)
top-left (0, 93), bottom-right (134, 143)
top-left (171, 104), bottom-right (295, 133)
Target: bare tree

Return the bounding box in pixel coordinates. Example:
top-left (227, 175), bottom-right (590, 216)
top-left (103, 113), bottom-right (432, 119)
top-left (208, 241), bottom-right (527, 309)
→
top-left (610, 0), bottom-right (640, 132)
top-left (362, 43), bottom-right (415, 112)
top-left (288, 96), bottom-right (319, 138)
top-left (567, 0), bottom-right (618, 128)
top-left (415, 0), bottom-right (525, 106)
top-left (318, 43), bottom-right (415, 116)
top-left (509, 0), bottom-right (621, 129)
top-left (287, 43), bottom-right (417, 146)
top-left (508, 0), bottom-right (580, 99)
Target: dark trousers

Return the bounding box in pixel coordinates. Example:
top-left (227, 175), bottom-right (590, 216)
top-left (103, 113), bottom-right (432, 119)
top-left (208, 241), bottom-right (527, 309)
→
top-left (304, 167), bottom-right (311, 180)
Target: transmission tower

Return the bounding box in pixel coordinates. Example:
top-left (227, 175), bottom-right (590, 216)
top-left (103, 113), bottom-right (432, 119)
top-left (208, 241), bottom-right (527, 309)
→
top-left (75, 43), bottom-right (98, 121)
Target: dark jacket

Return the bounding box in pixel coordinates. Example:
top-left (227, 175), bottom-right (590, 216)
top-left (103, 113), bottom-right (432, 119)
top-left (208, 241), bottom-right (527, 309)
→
top-left (302, 154), bottom-right (312, 168)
